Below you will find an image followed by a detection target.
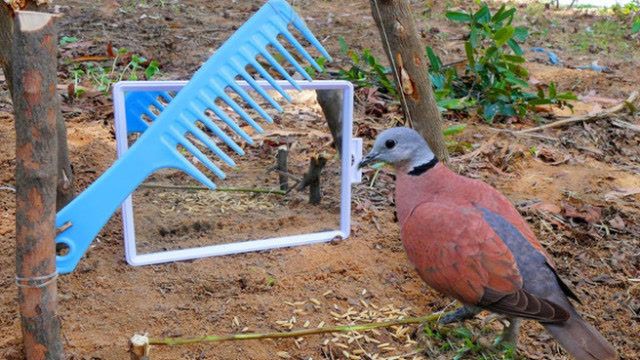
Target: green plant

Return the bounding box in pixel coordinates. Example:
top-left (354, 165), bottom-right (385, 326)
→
top-left (59, 36), bottom-right (78, 46)
top-left (68, 47), bottom-right (162, 96)
top-left (304, 57), bottom-right (328, 78)
top-left (427, 3), bottom-right (576, 121)
top-left (337, 37), bottom-right (396, 95)
top-left (423, 324), bottom-right (518, 360)
top-left (633, 17), bottom-right (640, 33)
top-left (69, 68), bottom-right (85, 98)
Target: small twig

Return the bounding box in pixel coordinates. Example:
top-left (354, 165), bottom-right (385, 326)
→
top-left (516, 90), bottom-right (639, 134)
top-left (139, 183), bottom-right (286, 195)
top-left (0, 185), bottom-right (16, 192)
top-left (149, 311), bottom-right (454, 346)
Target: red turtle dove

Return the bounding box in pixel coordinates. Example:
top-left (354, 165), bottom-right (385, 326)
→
top-left (358, 127), bottom-right (617, 360)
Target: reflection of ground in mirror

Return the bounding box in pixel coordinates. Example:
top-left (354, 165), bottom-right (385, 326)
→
top-left (130, 89), bottom-right (342, 255)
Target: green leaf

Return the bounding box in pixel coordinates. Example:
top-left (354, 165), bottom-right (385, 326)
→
top-left (473, 6), bottom-right (491, 24)
top-left (513, 27), bottom-right (529, 41)
top-left (528, 98), bottom-right (553, 106)
top-left (426, 46), bottom-right (441, 72)
top-left (505, 75), bottom-right (529, 88)
top-left (492, 7), bottom-right (516, 23)
top-left (507, 38), bottom-right (524, 56)
top-left (549, 82), bottom-right (557, 98)
top-left (438, 98), bottom-right (466, 110)
top-left (59, 36), bottom-right (78, 45)
top-left (503, 54), bottom-right (525, 63)
top-left (445, 11), bottom-right (471, 22)
top-left (443, 123), bottom-right (467, 135)
top-left (493, 26), bottom-right (515, 47)
top-left (464, 41), bottom-right (476, 70)
top-left (624, 100), bottom-right (637, 113)
top-left (338, 36), bottom-right (349, 55)
top-left (483, 102), bottom-right (500, 120)
top-left (469, 27), bottom-right (478, 49)
top-left (633, 17), bottom-right (640, 33)
top-left (556, 92), bottom-right (578, 100)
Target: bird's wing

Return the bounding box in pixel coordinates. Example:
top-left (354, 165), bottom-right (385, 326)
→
top-left (402, 202), bottom-right (569, 322)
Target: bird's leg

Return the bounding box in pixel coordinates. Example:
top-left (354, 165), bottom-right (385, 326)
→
top-left (438, 305), bottom-right (481, 324)
top-left (500, 317), bottom-right (522, 347)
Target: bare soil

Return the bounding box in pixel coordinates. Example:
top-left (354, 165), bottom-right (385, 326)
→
top-left (1, 1), bottom-right (639, 359)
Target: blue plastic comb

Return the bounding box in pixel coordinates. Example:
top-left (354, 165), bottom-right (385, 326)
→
top-left (55, 0), bottom-right (331, 273)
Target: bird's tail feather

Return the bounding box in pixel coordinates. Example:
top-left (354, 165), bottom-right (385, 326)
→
top-left (543, 308), bottom-right (617, 360)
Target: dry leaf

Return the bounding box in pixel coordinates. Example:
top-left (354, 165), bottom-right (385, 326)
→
top-left (604, 188), bottom-right (640, 202)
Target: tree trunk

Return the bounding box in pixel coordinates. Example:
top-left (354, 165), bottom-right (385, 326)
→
top-left (369, 0), bottom-right (449, 162)
top-left (1, 1), bottom-right (75, 211)
top-left (12, 10), bottom-right (65, 360)
top-left (315, 89), bottom-right (343, 157)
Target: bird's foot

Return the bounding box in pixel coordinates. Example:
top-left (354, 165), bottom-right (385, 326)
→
top-left (498, 317), bottom-right (521, 348)
top-left (438, 305), bottom-right (481, 324)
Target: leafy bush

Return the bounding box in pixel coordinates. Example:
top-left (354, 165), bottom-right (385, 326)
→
top-left (429, 3), bottom-right (577, 121)
top-left (336, 37), bottom-right (396, 96)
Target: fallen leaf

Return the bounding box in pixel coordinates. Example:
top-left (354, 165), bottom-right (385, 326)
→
top-left (563, 203), bottom-right (602, 224)
top-left (604, 188), bottom-right (640, 202)
top-left (608, 215), bottom-right (625, 229)
top-left (527, 201), bottom-right (562, 214)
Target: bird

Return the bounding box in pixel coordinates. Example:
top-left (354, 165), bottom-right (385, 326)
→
top-left (358, 127), bottom-right (617, 360)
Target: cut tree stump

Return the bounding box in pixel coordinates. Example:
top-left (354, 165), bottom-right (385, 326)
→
top-left (12, 10), bottom-right (64, 360)
top-left (130, 334), bottom-right (151, 360)
top-left (1, 1), bottom-right (76, 211)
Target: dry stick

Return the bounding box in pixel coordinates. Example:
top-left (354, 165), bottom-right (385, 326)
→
top-left (276, 145), bottom-right (289, 191)
top-left (149, 311), bottom-right (454, 346)
top-left (138, 183), bottom-right (286, 195)
top-left (516, 90), bottom-right (639, 134)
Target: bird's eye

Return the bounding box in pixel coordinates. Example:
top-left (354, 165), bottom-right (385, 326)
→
top-left (385, 139), bottom-right (396, 149)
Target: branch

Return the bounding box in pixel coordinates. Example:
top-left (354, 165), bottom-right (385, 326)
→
top-left (516, 90), bottom-right (639, 134)
top-left (149, 311), bottom-right (454, 346)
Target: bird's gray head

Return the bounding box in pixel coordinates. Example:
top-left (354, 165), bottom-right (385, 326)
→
top-left (358, 127), bottom-right (437, 174)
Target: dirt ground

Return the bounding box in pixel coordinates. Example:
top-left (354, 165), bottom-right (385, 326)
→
top-left (1, 0), bottom-right (639, 359)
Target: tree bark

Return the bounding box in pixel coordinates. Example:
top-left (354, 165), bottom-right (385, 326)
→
top-left (369, 0), bottom-right (449, 162)
top-left (12, 10), bottom-right (65, 360)
top-left (1, 1), bottom-right (75, 211)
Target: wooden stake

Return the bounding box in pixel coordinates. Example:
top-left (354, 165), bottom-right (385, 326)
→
top-left (296, 155), bottom-right (327, 205)
top-left (276, 145), bottom-right (289, 191)
top-left (12, 10), bottom-right (64, 360)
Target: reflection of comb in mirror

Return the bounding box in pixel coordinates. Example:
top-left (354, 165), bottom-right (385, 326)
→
top-left (115, 80), bottom-right (361, 268)
top-left (55, 0), bottom-right (331, 274)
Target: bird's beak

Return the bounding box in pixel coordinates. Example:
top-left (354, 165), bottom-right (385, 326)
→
top-left (357, 151), bottom-right (380, 169)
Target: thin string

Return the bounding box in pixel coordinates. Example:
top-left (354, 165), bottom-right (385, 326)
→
top-left (371, 0), bottom-right (414, 128)
top-left (16, 271), bottom-right (59, 289)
